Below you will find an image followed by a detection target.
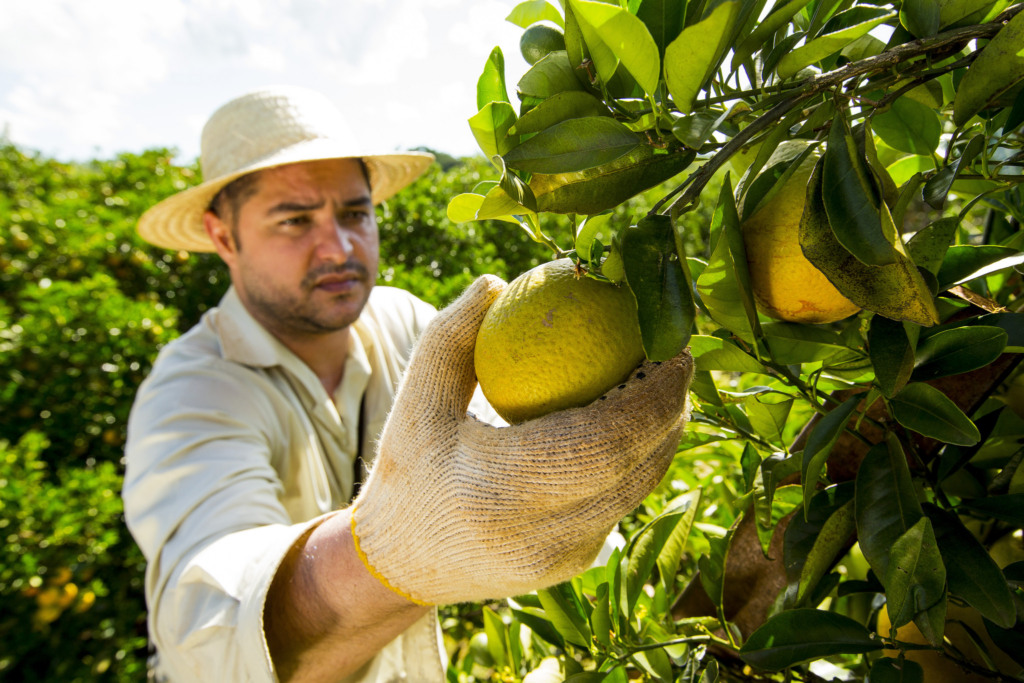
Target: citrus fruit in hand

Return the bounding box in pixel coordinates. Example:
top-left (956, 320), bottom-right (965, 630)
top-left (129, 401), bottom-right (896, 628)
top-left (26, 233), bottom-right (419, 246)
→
top-left (475, 258), bottom-right (645, 424)
top-left (739, 140), bottom-right (861, 324)
top-left (520, 24), bottom-right (566, 65)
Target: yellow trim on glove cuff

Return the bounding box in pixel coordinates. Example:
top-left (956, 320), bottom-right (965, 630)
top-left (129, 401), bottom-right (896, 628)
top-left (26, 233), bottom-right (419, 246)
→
top-left (350, 506), bottom-right (432, 607)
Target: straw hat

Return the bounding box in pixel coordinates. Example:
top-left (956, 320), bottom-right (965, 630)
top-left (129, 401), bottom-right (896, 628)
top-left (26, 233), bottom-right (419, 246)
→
top-left (137, 85), bottom-right (435, 252)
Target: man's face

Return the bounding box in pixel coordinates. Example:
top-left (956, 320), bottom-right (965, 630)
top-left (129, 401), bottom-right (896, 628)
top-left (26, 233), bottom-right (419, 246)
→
top-left (205, 158), bottom-right (379, 340)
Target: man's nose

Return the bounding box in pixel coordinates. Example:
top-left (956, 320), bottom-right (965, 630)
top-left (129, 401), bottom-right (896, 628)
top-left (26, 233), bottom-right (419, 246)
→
top-left (315, 218), bottom-right (353, 260)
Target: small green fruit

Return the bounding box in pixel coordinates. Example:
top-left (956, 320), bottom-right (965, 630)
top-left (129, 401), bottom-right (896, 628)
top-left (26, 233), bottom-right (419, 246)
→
top-left (520, 24), bottom-right (565, 66)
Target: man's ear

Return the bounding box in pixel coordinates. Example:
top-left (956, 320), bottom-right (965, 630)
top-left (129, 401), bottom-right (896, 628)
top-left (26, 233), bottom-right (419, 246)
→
top-left (203, 211), bottom-right (237, 265)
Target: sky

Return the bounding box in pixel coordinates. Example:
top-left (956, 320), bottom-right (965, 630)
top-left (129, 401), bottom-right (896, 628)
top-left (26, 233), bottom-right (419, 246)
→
top-left (0, 0), bottom-right (532, 164)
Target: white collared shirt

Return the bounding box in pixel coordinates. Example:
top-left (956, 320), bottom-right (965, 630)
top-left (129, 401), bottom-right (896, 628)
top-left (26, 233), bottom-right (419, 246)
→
top-left (123, 284), bottom-right (460, 682)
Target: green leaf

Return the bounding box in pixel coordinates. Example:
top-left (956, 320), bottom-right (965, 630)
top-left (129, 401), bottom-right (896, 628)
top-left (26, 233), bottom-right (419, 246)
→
top-left (954, 8), bottom-right (1024, 126)
top-left (800, 156), bottom-right (940, 326)
top-left (506, 0), bottom-right (565, 29)
top-left (469, 102), bottom-right (518, 160)
top-left (921, 135), bottom-right (986, 210)
top-left (822, 112), bottom-right (898, 267)
top-left (575, 213), bottom-right (613, 263)
top-left (926, 503), bottom-right (1017, 628)
top-left (801, 396), bottom-right (861, 514)
top-left (689, 335), bottom-right (769, 373)
top-left (504, 117), bottom-right (641, 174)
top-left (739, 609), bottom-right (882, 671)
top-left (872, 96), bottom-right (942, 156)
top-left (623, 490), bottom-right (701, 615)
top-left (664, 1), bottom-right (742, 114)
top-left (937, 245), bottom-right (1024, 291)
top-left (901, 0), bottom-right (941, 37)
top-left (776, 7), bottom-right (895, 80)
top-left (883, 516), bottom-right (946, 629)
top-left (537, 582), bottom-right (592, 648)
top-left (635, 0), bottom-right (685, 60)
top-left (622, 214), bottom-right (695, 360)
top-left (483, 606), bottom-right (511, 667)
top-left (568, 0), bottom-right (661, 95)
top-left (517, 50), bottom-right (585, 102)
top-left (870, 657), bottom-right (924, 683)
top-left (477, 47), bottom-right (511, 109)
top-left (591, 583), bottom-right (612, 648)
top-left (744, 393), bottom-right (794, 446)
top-left (695, 177), bottom-right (762, 344)
top-left (699, 528), bottom-right (735, 633)
top-left (869, 315), bottom-right (916, 398)
top-left (784, 483), bottom-right (857, 607)
top-left (906, 216), bottom-right (960, 275)
top-left (530, 145), bottom-right (694, 214)
top-left (511, 91), bottom-right (613, 136)
top-left (911, 325), bottom-right (1008, 381)
top-left (732, 0), bottom-right (814, 71)
top-left (891, 382), bottom-right (980, 446)
top-left (855, 436), bottom-right (923, 578)
top-left (959, 493), bottom-right (1024, 526)
top-left (762, 322), bottom-right (849, 364)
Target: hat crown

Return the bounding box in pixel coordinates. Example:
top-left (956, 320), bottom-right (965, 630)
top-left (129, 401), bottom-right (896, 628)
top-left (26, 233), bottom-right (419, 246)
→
top-left (200, 86), bottom-right (357, 180)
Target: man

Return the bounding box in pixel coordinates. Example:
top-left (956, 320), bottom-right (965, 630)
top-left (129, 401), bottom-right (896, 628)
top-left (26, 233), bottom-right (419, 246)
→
top-left (123, 85), bottom-right (692, 683)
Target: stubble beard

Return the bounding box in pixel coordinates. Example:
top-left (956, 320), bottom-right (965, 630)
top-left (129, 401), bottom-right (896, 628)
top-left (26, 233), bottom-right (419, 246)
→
top-left (242, 261), bottom-right (375, 337)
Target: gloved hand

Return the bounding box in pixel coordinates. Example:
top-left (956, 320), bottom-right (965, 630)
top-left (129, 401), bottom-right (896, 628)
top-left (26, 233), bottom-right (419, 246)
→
top-left (350, 275), bottom-right (693, 605)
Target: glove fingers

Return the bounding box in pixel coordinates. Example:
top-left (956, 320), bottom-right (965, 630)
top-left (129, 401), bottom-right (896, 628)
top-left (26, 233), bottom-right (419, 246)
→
top-left (392, 274), bottom-right (506, 423)
top-left (459, 349), bottom-right (693, 493)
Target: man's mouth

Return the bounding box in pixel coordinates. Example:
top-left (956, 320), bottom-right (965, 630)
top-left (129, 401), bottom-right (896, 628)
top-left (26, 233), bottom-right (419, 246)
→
top-left (305, 263), bottom-right (369, 293)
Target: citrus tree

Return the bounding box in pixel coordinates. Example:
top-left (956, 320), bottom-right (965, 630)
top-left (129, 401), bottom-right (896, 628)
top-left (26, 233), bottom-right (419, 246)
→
top-left (445, 0), bottom-right (1024, 681)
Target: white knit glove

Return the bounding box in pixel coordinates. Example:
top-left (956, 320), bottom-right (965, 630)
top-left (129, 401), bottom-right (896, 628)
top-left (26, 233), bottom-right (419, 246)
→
top-left (350, 275), bottom-right (693, 605)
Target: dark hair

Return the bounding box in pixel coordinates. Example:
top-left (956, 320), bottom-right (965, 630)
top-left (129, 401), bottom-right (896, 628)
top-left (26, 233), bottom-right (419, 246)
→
top-left (206, 159), bottom-right (372, 250)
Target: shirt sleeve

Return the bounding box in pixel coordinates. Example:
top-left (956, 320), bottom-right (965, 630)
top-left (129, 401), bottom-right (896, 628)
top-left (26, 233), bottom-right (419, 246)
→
top-left (123, 352), bottom-right (315, 682)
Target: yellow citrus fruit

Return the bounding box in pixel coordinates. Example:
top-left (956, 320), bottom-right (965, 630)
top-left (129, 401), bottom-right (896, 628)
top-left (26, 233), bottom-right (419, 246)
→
top-left (877, 603), bottom-right (1021, 683)
top-left (475, 258), bottom-right (645, 424)
top-left (739, 140), bottom-right (861, 324)
top-left (520, 24), bottom-right (566, 65)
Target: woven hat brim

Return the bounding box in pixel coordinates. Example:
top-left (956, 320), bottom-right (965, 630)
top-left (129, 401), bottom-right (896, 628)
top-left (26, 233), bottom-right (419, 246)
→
top-left (137, 139), bottom-right (435, 252)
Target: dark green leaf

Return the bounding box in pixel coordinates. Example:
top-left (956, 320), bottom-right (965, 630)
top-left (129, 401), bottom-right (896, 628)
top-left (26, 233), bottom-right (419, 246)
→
top-left (926, 503), bottom-right (1017, 628)
top-left (504, 117), bottom-right (641, 174)
top-left (745, 393), bottom-right (794, 446)
top-left (869, 315), bottom-right (915, 398)
top-left (822, 112), bottom-right (898, 267)
top-left (636, 0), bottom-right (685, 59)
top-left (855, 437), bottom-right (923, 578)
top-left (937, 245), bottom-right (1024, 291)
top-left (784, 483), bottom-right (856, 607)
top-left (531, 146), bottom-right (694, 214)
top-left (953, 8), bottom-right (1024, 126)
top-left (739, 609), bottom-right (882, 671)
top-left (960, 493), bottom-right (1024, 526)
top-left (974, 312), bottom-right (1024, 351)
top-left (891, 382), bottom-right (981, 446)
top-left (802, 396), bottom-right (861, 514)
top-left (623, 490), bottom-right (701, 615)
top-left (870, 657), bottom-right (924, 683)
top-left (922, 135), bottom-right (985, 210)
top-left (591, 583), bottom-right (612, 648)
top-left (622, 214), bottom-right (695, 360)
top-left (883, 517), bottom-right (946, 629)
top-left (537, 582), bottom-right (592, 648)
top-left (776, 6), bottom-right (894, 79)
top-left (900, 0), bottom-right (940, 37)
top-left (695, 176), bottom-right (762, 344)
top-left (911, 325), bottom-right (1008, 381)
top-left (699, 528), bottom-right (734, 632)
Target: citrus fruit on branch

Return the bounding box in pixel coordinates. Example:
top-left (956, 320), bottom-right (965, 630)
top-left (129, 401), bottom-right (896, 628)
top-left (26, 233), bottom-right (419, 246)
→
top-left (475, 258), bottom-right (645, 424)
top-left (519, 24), bottom-right (565, 66)
top-left (739, 141), bottom-right (861, 324)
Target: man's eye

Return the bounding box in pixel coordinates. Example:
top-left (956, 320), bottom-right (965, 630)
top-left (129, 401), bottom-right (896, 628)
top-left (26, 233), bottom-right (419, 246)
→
top-left (339, 209), bottom-right (370, 222)
top-left (281, 215), bottom-right (310, 227)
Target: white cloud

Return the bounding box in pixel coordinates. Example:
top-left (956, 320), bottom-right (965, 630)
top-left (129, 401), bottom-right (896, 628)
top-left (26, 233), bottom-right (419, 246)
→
top-left (0, 0), bottom-right (533, 161)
